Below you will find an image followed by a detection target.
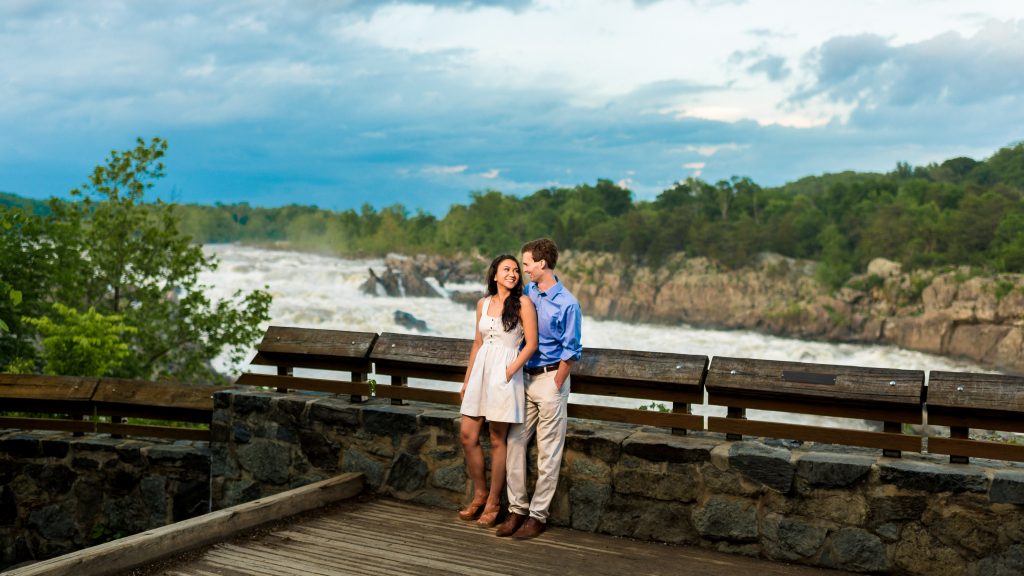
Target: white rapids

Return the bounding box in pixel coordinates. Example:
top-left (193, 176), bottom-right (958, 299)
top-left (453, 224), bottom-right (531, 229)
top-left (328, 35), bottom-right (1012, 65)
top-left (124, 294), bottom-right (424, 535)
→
top-left (199, 244), bottom-right (993, 430)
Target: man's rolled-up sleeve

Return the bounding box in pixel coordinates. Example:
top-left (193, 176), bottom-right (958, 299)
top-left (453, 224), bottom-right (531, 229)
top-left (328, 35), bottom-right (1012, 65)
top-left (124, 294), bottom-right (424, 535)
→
top-left (559, 303), bottom-right (583, 362)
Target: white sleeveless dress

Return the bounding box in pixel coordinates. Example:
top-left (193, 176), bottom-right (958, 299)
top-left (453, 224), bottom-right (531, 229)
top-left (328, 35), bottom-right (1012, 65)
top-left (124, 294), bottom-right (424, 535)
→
top-left (460, 296), bottom-right (525, 423)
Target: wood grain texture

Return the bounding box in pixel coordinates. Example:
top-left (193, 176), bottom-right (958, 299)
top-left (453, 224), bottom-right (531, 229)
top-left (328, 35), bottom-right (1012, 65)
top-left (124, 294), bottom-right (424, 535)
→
top-left (927, 371), bottom-right (1024, 412)
top-left (928, 436), bottom-right (1024, 462)
top-left (91, 378), bottom-right (216, 422)
top-left (708, 417), bottom-right (921, 452)
top-left (141, 499), bottom-right (841, 576)
top-left (249, 326), bottom-right (377, 372)
top-left (706, 357), bottom-right (924, 405)
top-left (568, 404), bottom-right (702, 430)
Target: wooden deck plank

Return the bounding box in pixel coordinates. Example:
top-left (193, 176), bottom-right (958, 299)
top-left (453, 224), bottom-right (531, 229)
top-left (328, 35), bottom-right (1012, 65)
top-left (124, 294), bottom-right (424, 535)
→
top-left (144, 499), bottom-right (852, 576)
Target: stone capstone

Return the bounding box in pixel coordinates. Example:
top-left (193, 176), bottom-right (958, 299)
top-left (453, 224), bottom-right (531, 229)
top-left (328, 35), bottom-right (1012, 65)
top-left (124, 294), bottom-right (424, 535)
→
top-left (0, 436), bottom-right (39, 458)
top-left (309, 398), bottom-right (360, 428)
top-left (622, 431), bottom-right (713, 464)
top-left (879, 460), bottom-right (988, 493)
top-left (231, 393), bottom-right (273, 416)
top-left (361, 405), bottom-right (421, 439)
top-left (566, 423), bottom-right (631, 463)
top-left (796, 452), bottom-right (873, 488)
top-left (728, 442), bottom-right (794, 493)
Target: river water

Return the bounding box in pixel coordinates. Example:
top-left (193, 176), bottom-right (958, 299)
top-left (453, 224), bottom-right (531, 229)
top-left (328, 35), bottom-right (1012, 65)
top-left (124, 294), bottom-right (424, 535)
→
top-left (199, 244), bottom-right (990, 429)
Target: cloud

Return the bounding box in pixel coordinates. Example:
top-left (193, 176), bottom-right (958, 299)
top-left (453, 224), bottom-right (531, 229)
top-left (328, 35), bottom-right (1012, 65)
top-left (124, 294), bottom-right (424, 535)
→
top-left (423, 165), bottom-right (469, 175)
top-left (747, 55), bottom-right (790, 81)
top-left (798, 20), bottom-right (1024, 109)
top-left (481, 169), bottom-right (500, 179)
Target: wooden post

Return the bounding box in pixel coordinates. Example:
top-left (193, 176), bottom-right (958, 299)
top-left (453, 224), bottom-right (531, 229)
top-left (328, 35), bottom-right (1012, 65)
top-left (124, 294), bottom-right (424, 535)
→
top-left (276, 365), bottom-right (292, 393)
top-left (882, 421), bottom-right (903, 458)
top-left (350, 372), bottom-right (368, 404)
top-left (726, 406), bottom-right (745, 441)
top-left (390, 375), bottom-right (407, 406)
top-left (671, 402), bottom-right (688, 436)
top-left (949, 425), bottom-right (970, 464)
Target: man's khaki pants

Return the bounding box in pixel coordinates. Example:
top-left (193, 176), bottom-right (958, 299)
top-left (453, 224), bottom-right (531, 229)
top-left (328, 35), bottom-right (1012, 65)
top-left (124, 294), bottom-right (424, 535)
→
top-left (505, 370), bottom-right (570, 522)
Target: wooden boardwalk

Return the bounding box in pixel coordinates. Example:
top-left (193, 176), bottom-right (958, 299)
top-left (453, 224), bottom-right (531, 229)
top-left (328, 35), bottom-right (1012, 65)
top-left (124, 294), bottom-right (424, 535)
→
top-left (146, 499), bottom-right (847, 576)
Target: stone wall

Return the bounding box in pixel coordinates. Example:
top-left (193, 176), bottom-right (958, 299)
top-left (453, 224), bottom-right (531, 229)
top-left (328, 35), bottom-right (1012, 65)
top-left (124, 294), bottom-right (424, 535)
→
top-left (0, 430), bottom-right (210, 570)
top-left (214, 389), bottom-right (1024, 576)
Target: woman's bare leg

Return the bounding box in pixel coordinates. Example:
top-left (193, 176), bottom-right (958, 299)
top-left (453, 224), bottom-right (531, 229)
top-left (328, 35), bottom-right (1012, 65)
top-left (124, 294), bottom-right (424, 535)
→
top-left (459, 415), bottom-right (488, 512)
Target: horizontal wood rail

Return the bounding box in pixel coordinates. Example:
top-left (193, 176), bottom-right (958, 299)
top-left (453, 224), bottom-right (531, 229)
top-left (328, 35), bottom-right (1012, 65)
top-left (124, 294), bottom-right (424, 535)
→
top-left (702, 357), bottom-right (924, 457)
top-left (927, 371), bottom-right (1024, 463)
top-left (7, 326), bottom-right (1024, 464)
top-left (0, 373), bottom-right (216, 441)
top-left (246, 326), bottom-right (709, 433)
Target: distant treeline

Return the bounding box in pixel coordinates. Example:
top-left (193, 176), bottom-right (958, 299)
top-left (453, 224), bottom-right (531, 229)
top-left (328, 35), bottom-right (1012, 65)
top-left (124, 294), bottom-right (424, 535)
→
top-left (5, 142), bottom-right (1024, 287)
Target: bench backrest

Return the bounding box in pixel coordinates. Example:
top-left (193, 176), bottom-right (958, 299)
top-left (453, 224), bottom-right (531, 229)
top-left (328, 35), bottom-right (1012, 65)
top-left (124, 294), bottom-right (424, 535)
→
top-left (927, 371), bottom-right (1024, 463)
top-left (705, 356), bottom-right (925, 455)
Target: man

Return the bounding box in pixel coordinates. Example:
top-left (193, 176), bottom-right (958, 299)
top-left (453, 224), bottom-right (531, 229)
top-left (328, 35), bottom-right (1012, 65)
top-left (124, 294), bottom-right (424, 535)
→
top-left (496, 238), bottom-right (582, 539)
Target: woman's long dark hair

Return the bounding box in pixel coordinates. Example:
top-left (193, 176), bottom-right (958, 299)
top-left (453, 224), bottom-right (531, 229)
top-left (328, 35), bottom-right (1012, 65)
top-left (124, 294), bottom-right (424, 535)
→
top-left (486, 254), bottom-right (523, 332)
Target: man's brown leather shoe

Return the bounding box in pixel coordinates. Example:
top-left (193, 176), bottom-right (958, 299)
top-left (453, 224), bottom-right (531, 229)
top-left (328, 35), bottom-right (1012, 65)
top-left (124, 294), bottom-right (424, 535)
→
top-left (512, 517), bottom-right (546, 539)
top-left (495, 512), bottom-right (526, 537)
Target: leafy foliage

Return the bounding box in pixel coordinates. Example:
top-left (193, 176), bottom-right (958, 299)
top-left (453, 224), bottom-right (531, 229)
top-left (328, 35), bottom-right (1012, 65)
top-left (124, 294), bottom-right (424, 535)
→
top-left (1, 138), bottom-right (272, 382)
top-left (23, 303), bottom-right (134, 377)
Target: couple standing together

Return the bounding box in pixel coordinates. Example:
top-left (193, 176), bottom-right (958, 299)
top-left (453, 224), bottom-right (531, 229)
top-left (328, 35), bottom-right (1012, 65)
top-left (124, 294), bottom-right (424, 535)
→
top-left (458, 238), bottom-right (582, 540)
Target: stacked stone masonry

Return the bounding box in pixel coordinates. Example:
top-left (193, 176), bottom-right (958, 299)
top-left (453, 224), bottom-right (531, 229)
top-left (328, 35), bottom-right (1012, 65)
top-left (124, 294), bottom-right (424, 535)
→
top-left (0, 430), bottom-right (210, 570)
top-left (5, 388), bottom-right (1024, 574)
top-left (212, 389), bottom-right (1024, 576)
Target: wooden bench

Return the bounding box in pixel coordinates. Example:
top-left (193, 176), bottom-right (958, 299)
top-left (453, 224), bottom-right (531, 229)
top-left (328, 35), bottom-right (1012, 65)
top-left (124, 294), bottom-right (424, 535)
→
top-left (570, 348), bottom-right (707, 434)
top-left (705, 357), bottom-right (924, 457)
top-left (926, 371), bottom-right (1024, 463)
top-left (236, 325), bottom-right (378, 402)
top-left (0, 374), bottom-right (214, 441)
top-left (369, 332), bottom-right (468, 406)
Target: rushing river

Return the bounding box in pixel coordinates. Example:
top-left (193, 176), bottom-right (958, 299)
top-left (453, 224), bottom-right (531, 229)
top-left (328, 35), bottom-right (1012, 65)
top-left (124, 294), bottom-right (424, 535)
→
top-left (199, 244), bottom-right (991, 429)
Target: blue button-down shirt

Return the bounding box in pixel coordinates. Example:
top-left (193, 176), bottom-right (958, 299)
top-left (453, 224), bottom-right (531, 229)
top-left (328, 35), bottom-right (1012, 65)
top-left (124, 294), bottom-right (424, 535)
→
top-left (524, 276), bottom-right (582, 368)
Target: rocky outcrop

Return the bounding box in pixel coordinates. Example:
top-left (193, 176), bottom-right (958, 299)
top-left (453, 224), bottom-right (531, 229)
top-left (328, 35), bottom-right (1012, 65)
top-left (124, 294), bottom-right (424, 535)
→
top-left (360, 253), bottom-right (479, 298)
top-left (558, 251), bottom-right (1024, 374)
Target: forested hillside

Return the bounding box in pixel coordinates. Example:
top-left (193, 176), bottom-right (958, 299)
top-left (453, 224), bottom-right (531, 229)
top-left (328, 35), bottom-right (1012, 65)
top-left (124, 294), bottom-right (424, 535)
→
top-left (169, 142), bottom-right (1024, 286)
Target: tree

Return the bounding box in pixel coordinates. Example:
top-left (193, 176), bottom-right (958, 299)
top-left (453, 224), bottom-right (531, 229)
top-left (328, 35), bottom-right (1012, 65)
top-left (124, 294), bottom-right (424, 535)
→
top-left (23, 304), bottom-right (134, 377)
top-left (12, 137), bottom-right (272, 382)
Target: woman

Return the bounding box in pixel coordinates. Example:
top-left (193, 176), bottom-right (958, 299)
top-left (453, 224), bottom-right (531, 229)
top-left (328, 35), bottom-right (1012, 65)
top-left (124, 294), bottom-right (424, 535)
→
top-left (458, 254), bottom-right (537, 526)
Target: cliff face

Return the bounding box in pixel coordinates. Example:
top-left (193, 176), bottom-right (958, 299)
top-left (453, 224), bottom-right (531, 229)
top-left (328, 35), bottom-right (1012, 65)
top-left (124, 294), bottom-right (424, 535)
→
top-left (559, 251), bottom-right (1024, 374)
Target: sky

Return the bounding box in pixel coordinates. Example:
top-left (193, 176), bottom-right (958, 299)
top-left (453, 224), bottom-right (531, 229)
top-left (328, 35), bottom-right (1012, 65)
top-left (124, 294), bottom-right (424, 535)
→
top-left (1, 0), bottom-right (1022, 215)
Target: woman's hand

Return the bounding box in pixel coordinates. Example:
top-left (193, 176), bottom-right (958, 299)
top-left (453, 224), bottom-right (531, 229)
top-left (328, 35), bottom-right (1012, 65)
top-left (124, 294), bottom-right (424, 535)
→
top-left (460, 384), bottom-right (467, 402)
top-left (505, 366), bottom-right (516, 383)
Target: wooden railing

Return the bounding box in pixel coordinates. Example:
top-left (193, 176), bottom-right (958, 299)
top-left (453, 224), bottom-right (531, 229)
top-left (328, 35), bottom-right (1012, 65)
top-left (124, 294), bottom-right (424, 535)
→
top-left (0, 374), bottom-right (216, 441)
top-left (239, 326), bottom-right (1024, 464)
top-left (4, 325), bottom-right (1024, 464)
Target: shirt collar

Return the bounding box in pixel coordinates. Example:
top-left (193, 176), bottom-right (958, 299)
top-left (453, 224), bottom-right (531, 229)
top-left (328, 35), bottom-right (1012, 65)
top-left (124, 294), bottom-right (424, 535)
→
top-left (532, 276), bottom-right (563, 298)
